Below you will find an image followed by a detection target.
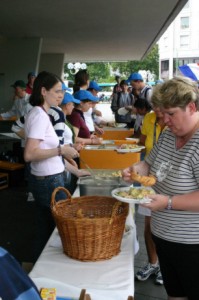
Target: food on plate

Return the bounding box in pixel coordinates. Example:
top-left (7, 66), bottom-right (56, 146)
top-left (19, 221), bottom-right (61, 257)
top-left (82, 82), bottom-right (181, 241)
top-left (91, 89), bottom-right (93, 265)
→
top-left (95, 170), bottom-right (122, 178)
top-left (111, 170), bottom-right (122, 177)
top-left (116, 187), bottom-right (155, 199)
top-left (40, 288), bottom-right (56, 300)
top-left (131, 172), bottom-right (156, 186)
top-left (119, 144), bottom-right (141, 149)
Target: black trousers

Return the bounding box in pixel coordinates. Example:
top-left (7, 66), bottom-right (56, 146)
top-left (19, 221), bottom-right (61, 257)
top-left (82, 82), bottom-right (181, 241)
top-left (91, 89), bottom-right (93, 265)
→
top-left (153, 234), bottom-right (199, 299)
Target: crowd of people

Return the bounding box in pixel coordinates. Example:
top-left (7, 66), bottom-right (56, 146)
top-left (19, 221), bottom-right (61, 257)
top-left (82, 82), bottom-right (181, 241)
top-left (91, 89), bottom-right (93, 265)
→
top-left (1, 68), bottom-right (199, 299)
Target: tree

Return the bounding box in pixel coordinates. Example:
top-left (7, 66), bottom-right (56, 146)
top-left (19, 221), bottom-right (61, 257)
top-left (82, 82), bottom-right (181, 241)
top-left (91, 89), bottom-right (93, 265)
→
top-left (64, 44), bottom-right (159, 82)
top-left (86, 62), bottom-right (110, 82)
top-left (110, 44), bottom-right (159, 79)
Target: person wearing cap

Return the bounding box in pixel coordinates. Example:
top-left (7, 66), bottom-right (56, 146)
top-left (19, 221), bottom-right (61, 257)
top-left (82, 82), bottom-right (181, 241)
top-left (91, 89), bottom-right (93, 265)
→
top-left (127, 72), bottom-right (152, 103)
top-left (127, 73), bottom-right (153, 136)
top-left (67, 90), bottom-right (103, 144)
top-left (0, 80), bottom-right (30, 120)
top-left (86, 80), bottom-right (105, 135)
top-left (60, 92), bottom-right (91, 194)
top-left (61, 92), bottom-right (102, 146)
top-left (111, 79), bottom-right (136, 128)
top-left (26, 72), bottom-right (37, 94)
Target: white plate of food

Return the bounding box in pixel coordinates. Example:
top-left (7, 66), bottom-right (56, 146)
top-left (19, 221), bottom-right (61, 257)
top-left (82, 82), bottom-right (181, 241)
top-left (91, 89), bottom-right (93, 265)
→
top-left (116, 144), bottom-right (145, 153)
top-left (111, 186), bottom-right (155, 204)
top-left (125, 137), bottom-right (140, 143)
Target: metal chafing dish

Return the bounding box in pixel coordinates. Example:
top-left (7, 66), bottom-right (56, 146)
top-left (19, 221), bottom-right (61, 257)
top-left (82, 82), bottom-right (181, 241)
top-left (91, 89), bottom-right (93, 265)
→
top-left (77, 169), bottom-right (129, 196)
top-left (84, 145), bottom-right (117, 150)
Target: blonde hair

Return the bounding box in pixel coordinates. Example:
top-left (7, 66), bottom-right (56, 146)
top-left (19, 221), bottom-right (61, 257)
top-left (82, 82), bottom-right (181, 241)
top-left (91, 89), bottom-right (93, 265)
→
top-left (151, 76), bottom-right (199, 110)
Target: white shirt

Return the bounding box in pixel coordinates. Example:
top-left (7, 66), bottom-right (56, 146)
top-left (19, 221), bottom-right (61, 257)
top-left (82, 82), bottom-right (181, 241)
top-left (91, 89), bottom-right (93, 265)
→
top-left (25, 106), bottom-right (64, 176)
top-left (1, 93), bottom-right (30, 119)
top-left (83, 107), bottom-right (95, 132)
top-left (63, 123), bottom-right (73, 145)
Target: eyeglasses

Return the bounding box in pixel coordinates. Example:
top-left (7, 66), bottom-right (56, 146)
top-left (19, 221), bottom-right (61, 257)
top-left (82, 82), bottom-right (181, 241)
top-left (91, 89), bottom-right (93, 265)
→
top-left (55, 89), bottom-right (65, 94)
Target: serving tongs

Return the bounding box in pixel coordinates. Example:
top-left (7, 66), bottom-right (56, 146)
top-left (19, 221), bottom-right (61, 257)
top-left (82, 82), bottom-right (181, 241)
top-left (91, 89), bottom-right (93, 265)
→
top-left (79, 158), bottom-right (113, 183)
top-left (79, 158), bottom-right (96, 180)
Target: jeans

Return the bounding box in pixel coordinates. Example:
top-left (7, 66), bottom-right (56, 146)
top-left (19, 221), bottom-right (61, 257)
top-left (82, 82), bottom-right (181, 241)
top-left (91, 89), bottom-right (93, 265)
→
top-left (29, 172), bottom-right (67, 262)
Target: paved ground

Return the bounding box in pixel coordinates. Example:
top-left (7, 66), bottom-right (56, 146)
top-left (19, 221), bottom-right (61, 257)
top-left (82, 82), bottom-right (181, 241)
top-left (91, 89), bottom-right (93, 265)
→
top-left (134, 208), bottom-right (167, 300)
top-left (96, 102), bottom-right (115, 123)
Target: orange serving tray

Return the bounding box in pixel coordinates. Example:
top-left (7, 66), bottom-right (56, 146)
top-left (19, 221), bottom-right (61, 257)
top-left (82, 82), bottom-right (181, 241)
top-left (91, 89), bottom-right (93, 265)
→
top-left (99, 128), bottom-right (134, 140)
top-left (79, 149), bottom-right (140, 169)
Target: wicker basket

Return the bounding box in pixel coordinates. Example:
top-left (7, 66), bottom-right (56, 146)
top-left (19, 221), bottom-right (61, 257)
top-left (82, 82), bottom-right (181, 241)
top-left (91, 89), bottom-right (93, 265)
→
top-left (51, 187), bottom-right (129, 261)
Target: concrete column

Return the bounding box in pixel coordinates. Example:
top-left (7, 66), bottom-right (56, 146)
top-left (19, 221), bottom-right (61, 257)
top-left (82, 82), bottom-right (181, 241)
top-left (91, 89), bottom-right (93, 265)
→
top-left (39, 53), bottom-right (65, 78)
top-left (0, 37), bottom-right (42, 111)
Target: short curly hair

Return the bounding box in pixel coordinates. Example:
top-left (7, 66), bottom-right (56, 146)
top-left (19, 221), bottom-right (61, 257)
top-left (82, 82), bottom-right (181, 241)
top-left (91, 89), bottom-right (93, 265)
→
top-left (151, 76), bottom-right (199, 110)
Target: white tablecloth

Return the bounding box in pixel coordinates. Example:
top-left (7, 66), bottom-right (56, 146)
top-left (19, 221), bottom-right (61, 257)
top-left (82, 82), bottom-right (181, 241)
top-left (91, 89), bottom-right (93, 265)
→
top-left (30, 212), bottom-right (138, 300)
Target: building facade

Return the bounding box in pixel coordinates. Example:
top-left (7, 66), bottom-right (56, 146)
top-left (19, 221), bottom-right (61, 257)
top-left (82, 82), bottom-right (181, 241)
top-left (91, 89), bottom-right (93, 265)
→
top-left (158, 0), bottom-right (199, 79)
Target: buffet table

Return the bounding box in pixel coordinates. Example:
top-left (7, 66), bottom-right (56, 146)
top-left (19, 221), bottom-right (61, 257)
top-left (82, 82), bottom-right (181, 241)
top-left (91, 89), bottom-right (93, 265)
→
top-left (79, 147), bottom-right (140, 169)
top-left (100, 127), bottom-right (134, 140)
top-left (30, 187), bottom-right (138, 300)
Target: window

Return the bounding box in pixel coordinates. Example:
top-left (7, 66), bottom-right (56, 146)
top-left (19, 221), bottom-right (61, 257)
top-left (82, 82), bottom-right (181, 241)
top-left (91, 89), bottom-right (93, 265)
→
top-left (180, 35), bottom-right (189, 47)
top-left (161, 60), bottom-right (169, 71)
top-left (180, 17), bottom-right (189, 29)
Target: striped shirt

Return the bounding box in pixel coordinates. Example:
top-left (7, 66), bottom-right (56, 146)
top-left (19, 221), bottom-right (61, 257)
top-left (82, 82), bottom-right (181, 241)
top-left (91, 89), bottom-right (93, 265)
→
top-left (145, 128), bottom-right (199, 244)
top-left (48, 106), bottom-right (65, 145)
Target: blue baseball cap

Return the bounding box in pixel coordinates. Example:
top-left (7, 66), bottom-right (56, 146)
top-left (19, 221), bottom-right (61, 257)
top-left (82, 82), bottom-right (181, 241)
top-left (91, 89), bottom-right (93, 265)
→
top-left (127, 72), bottom-right (143, 82)
top-left (62, 82), bottom-right (71, 91)
top-left (61, 92), bottom-right (80, 105)
top-left (27, 71), bottom-right (37, 78)
top-left (88, 81), bottom-right (102, 91)
top-left (74, 90), bottom-right (99, 102)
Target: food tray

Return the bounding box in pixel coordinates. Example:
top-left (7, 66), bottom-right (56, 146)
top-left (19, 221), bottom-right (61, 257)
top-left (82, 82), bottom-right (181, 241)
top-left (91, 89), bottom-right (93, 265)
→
top-left (84, 145), bottom-right (116, 150)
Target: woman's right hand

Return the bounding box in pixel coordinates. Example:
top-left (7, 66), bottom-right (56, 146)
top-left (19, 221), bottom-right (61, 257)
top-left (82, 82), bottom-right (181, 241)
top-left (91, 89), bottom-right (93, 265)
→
top-left (74, 142), bottom-right (84, 152)
top-left (91, 136), bottom-right (103, 145)
top-left (61, 145), bottom-right (79, 160)
top-left (122, 161), bottom-right (150, 182)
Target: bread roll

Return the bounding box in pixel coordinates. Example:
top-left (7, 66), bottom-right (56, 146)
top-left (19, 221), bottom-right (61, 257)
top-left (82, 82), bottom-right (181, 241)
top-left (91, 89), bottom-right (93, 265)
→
top-left (131, 172), bottom-right (156, 186)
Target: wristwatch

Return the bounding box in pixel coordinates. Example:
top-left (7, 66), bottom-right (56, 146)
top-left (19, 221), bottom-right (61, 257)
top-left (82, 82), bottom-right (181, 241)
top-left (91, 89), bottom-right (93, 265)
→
top-left (166, 196), bottom-right (173, 210)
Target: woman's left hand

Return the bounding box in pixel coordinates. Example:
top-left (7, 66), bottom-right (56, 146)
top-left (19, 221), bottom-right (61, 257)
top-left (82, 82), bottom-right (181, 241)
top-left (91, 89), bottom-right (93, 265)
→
top-left (141, 194), bottom-right (168, 211)
top-left (66, 158), bottom-right (78, 168)
top-left (74, 142), bottom-right (84, 151)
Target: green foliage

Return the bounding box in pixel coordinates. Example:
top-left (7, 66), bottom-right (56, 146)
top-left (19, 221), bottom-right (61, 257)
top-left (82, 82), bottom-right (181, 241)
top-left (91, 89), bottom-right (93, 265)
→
top-left (111, 44), bottom-right (159, 78)
top-left (86, 63), bottom-right (110, 82)
top-left (64, 44), bottom-right (159, 82)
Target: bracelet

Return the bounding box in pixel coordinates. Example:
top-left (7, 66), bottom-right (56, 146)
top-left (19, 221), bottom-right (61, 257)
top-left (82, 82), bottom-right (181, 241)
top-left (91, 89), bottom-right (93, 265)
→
top-left (166, 196), bottom-right (173, 210)
top-left (57, 145), bottom-right (62, 156)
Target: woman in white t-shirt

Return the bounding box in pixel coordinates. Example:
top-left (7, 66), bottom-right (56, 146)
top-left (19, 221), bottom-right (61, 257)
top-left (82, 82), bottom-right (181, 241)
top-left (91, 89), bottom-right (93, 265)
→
top-left (24, 71), bottom-right (79, 262)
